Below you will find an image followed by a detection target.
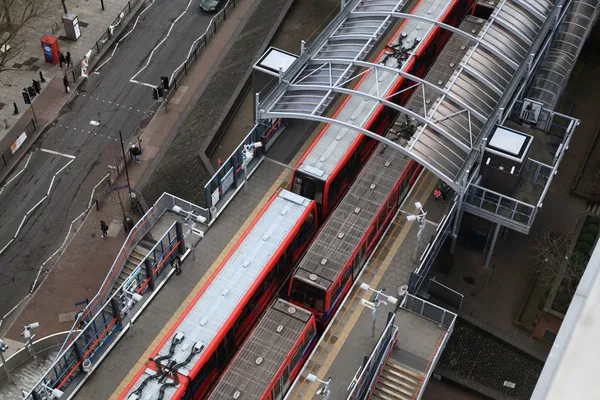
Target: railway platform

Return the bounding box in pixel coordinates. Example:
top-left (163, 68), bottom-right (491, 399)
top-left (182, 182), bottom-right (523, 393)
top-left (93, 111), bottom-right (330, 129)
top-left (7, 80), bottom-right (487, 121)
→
top-left (285, 170), bottom-right (458, 400)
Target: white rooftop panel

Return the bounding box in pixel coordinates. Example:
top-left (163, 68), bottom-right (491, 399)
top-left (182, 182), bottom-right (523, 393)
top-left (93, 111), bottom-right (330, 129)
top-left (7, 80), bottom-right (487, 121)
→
top-left (259, 48), bottom-right (298, 74)
top-left (297, 0), bottom-right (454, 181)
top-left (488, 127), bottom-right (527, 156)
top-left (128, 190), bottom-right (311, 399)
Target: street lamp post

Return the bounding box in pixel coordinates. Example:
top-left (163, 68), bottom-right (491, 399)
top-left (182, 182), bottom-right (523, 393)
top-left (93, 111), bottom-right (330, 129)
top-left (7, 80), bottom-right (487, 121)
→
top-left (359, 283), bottom-right (398, 337)
top-left (122, 289), bottom-right (142, 336)
top-left (22, 322), bottom-right (40, 364)
top-left (306, 374), bottom-right (332, 400)
top-left (241, 142), bottom-right (263, 193)
top-left (0, 339), bottom-right (13, 384)
top-left (406, 201), bottom-right (427, 261)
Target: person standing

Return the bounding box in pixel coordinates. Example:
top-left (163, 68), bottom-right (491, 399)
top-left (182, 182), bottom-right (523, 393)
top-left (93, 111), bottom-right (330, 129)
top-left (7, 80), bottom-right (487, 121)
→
top-left (129, 144), bottom-right (141, 163)
top-left (100, 220), bottom-right (109, 238)
top-left (65, 52), bottom-right (72, 68)
top-left (63, 72), bottom-right (70, 94)
top-left (58, 51), bottom-right (66, 69)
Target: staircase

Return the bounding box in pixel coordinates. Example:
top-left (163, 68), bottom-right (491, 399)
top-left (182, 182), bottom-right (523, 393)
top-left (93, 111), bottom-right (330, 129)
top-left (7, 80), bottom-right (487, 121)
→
top-left (586, 202), bottom-right (600, 216)
top-left (109, 239), bottom-right (157, 297)
top-left (371, 359), bottom-right (423, 400)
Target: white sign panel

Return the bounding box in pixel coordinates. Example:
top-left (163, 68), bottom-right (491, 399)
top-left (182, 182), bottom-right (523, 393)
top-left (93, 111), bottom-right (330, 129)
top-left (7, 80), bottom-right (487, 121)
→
top-left (10, 132), bottom-right (27, 154)
top-left (520, 99), bottom-right (543, 124)
top-left (211, 188), bottom-right (220, 208)
top-left (73, 16), bottom-right (81, 40)
top-left (220, 168), bottom-right (234, 194)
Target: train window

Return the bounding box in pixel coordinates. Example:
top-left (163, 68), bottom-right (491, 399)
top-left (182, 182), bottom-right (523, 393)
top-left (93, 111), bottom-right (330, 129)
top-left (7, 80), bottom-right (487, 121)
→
top-left (331, 280), bottom-right (342, 306)
top-left (290, 278), bottom-right (326, 312)
top-left (293, 212), bottom-right (316, 253)
top-left (388, 191), bottom-right (397, 214)
top-left (377, 210), bottom-right (386, 231)
top-left (327, 169), bottom-right (345, 209)
top-left (304, 323), bottom-right (315, 345)
top-left (293, 173), bottom-right (324, 204)
top-left (291, 344), bottom-right (303, 369)
top-left (282, 363), bottom-right (291, 392)
top-left (342, 266), bottom-right (352, 284)
top-left (272, 378), bottom-right (282, 400)
top-left (367, 227), bottom-right (376, 247)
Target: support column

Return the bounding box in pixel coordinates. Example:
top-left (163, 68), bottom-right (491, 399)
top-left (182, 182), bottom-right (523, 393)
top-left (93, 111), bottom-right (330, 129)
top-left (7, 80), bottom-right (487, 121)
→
top-left (485, 223), bottom-right (501, 268)
top-left (175, 222), bottom-right (186, 254)
top-left (144, 258), bottom-right (155, 291)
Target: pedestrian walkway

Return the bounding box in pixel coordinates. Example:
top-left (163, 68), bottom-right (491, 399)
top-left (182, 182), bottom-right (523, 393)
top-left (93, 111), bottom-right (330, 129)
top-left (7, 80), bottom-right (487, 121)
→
top-left (0, 0), bottom-right (134, 144)
top-left (285, 171), bottom-right (455, 400)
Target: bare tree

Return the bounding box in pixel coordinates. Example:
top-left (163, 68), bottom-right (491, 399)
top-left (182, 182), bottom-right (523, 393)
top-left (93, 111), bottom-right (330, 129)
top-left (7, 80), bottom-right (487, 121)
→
top-left (532, 229), bottom-right (588, 297)
top-left (0, 0), bottom-right (53, 74)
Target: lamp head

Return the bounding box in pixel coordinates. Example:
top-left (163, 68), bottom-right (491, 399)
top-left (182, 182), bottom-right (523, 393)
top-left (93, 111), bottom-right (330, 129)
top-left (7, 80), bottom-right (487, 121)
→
top-left (359, 282), bottom-right (370, 291)
top-left (387, 295), bottom-right (399, 305)
top-left (306, 373), bottom-right (318, 383)
top-left (414, 201), bottom-right (423, 210)
top-left (131, 293), bottom-right (143, 303)
top-left (406, 215), bottom-right (417, 221)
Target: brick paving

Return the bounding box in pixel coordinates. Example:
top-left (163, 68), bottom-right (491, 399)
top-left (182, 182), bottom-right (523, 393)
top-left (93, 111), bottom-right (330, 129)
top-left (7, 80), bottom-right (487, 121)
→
top-left (0, 0), bottom-right (135, 149)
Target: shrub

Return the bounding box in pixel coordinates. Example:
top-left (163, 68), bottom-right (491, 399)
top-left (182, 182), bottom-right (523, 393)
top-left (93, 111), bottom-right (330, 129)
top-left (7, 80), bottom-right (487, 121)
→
top-left (582, 224), bottom-right (599, 237)
top-left (587, 216), bottom-right (600, 226)
top-left (578, 233), bottom-right (597, 246)
top-left (575, 242), bottom-right (593, 256)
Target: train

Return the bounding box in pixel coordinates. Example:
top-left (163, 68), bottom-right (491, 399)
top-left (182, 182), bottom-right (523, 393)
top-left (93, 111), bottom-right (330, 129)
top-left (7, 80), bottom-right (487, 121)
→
top-left (121, 189), bottom-right (318, 399)
top-left (121, 0), bottom-right (478, 397)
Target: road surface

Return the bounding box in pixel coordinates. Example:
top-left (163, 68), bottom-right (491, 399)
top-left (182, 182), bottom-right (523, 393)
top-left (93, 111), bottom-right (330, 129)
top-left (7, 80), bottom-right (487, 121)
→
top-left (0, 0), bottom-right (214, 317)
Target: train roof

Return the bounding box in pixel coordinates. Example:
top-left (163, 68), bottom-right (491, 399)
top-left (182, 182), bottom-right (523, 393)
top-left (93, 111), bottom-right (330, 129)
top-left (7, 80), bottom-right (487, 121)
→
top-left (295, 0), bottom-right (455, 182)
top-left (124, 190), bottom-right (312, 399)
top-left (207, 299), bottom-right (312, 400)
top-left (294, 16), bottom-right (482, 290)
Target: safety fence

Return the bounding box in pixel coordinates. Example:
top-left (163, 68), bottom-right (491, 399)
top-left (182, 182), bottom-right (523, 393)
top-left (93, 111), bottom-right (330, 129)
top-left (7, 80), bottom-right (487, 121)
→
top-left (400, 294), bottom-right (456, 400)
top-left (409, 201), bottom-right (457, 294)
top-left (72, 0), bottom-right (143, 83)
top-left (346, 313), bottom-right (399, 400)
top-left (203, 119), bottom-right (283, 217)
top-left (166, 0), bottom-right (239, 97)
top-left (22, 220), bottom-right (184, 400)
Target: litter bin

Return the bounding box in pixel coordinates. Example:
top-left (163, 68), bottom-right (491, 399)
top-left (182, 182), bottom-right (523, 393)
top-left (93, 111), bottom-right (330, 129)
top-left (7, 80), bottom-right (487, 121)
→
top-left (123, 217), bottom-right (134, 233)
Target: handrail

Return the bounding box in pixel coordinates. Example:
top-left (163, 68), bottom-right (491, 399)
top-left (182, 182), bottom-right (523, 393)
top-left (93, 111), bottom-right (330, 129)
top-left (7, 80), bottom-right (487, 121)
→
top-left (412, 331), bottom-right (447, 400)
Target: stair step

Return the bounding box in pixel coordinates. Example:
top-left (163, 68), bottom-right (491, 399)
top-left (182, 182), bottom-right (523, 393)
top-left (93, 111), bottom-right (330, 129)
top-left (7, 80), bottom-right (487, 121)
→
top-left (386, 360), bottom-right (423, 381)
top-left (374, 384), bottom-right (412, 400)
top-left (593, 203), bottom-right (599, 214)
top-left (380, 371), bottom-right (419, 392)
top-left (139, 240), bottom-right (157, 250)
top-left (371, 390), bottom-right (410, 400)
top-left (378, 376), bottom-right (417, 397)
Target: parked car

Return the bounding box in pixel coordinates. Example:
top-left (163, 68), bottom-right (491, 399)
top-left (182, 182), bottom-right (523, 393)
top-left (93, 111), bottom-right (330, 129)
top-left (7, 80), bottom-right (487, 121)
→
top-left (199, 0), bottom-right (222, 12)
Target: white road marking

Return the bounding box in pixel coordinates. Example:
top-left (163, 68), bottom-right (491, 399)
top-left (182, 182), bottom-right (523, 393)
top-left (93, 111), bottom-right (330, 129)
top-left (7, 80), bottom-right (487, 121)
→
top-left (39, 148), bottom-right (76, 159)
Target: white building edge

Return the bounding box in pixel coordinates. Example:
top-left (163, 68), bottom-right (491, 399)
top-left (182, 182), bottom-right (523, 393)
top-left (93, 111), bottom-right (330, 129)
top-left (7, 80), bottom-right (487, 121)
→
top-left (531, 238), bottom-right (600, 399)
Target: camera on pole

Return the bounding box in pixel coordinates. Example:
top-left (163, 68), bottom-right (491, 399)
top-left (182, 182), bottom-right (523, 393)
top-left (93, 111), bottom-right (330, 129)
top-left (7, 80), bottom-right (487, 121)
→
top-left (22, 89), bottom-right (31, 105)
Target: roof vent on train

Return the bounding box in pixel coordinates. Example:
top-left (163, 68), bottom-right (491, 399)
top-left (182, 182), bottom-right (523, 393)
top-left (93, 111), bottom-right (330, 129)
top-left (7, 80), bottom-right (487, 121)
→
top-left (287, 306), bottom-right (296, 315)
top-left (277, 324), bottom-right (284, 333)
top-left (309, 274), bottom-right (318, 281)
top-left (200, 318), bottom-right (208, 326)
top-left (385, 161), bottom-right (391, 167)
top-left (338, 232), bottom-right (345, 239)
top-left (243, 260), bottom-right (250, 268)
top-left (320, 258), bottom-right (328, 265)
top-left (370, 184), bottom-right (376, 190)
top-left (262, 233), bottom-right (270, 241)
top-left (222, 288), bottom-right (229, 297)
top-left (281, 208), bottom-right (288, 216)
top-left (354, 207), bottom-right (361, 214)
top-left (233, 391), bottom-right (241, 399)
top-left (256, 357), bottom-right (264, 365)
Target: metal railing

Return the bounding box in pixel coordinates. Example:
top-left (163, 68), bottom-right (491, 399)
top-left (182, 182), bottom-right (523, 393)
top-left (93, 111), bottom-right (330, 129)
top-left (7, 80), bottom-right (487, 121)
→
top-left (73, 0), bottom-right (142, 83)
top-left (522, 158), bottom-right (553, 188)
top-left (203, 119), bottom-right (283, 215)
top-left (166, 0), bottom-right (239, 97)
top-left (22, 221), bottom-right (183, 399)
top-left (400, 294), bottom-right (456, 330)
top-left (346, 313), bottom-right (399, 400)
top-left (400, 294), bottom-right (456, 400)
top-left (464, 184), bottom-right (536, 230)
top-left (410, 201), bottom-right (457, 294)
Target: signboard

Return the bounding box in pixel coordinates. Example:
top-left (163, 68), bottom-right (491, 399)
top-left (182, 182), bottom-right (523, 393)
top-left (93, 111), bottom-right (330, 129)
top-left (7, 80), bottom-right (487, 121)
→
top-left (10, 132), bottom-right (27, 154)
top-left (73, 16), bottom-right (81, 40)
top-left (211, 188), bottom-right (220, 208)
top-left (520, 98), bottom-right (543, 124)
top-left (220, 167), bottom-right (234, 194)
top-left (503, 381), bottom-right (516, 389)
top-left (81, 50), bottom-right (91, 78)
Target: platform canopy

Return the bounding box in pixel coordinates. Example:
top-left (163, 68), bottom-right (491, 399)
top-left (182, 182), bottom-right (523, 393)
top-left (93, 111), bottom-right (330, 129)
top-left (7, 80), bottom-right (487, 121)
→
top-left (258, 0), bottom-right (566, 190)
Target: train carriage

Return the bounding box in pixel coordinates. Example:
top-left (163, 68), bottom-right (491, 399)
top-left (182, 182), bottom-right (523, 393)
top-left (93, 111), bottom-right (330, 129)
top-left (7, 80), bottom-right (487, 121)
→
top-left (121, 189), bottom-right (318, 400)
top-left (288, 13), bottom-right (483, 325)
top-left (290, 0), bottom-right (473, 221)
top-left (207, 299), bottom-right (317, 400)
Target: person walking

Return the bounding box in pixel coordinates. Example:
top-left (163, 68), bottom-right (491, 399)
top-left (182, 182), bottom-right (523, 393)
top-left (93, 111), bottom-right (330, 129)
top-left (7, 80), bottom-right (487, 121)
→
top-left (63, 72), bottom-right (70, 93)
top-left (100, 220), bottom-right (109, 238)
top-left (65, 52), bottom-right (72, 68)
top-left (129, 144), bottom-right (141, 163)
top-left (58, 51), bottom-right (66, 69)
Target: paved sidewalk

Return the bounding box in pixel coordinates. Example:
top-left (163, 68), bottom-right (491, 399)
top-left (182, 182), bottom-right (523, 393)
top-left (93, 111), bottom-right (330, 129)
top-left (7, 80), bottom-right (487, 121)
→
top-left (0, 0), bottom-right (132, 143)
top-left (1, 0), bottom-right (259, 340)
